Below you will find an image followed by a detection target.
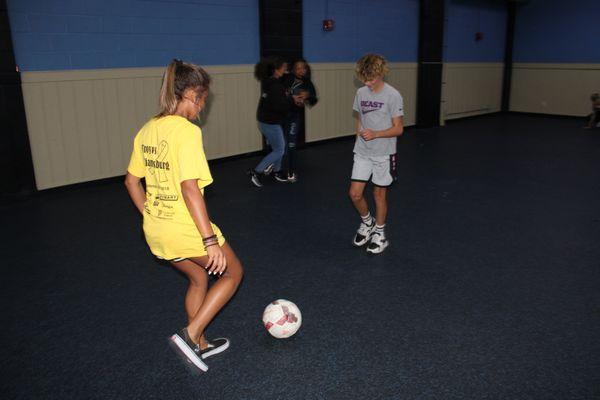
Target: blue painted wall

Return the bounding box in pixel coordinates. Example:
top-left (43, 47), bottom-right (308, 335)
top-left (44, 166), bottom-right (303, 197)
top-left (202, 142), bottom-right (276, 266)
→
top-left (303, 0), bottom-right (419, 63)
top-left (514, 0), bottom-right (600, 63)
top-left (7, 0), bottom-right (260, 71)
top-left (444, 0), bottom-right (506, 62)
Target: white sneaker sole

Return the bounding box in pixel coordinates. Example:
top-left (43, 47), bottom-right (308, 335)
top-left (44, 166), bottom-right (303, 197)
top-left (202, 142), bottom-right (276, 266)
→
top-left (366, 240), bottom-right (389, 254)
top-left (263, 164), bottom-right (274, 175)
top-left (250, 176), bottom-right (262, 187)
top-left (200, 339), bottom-right (230, 359)
top-left (169, 334), bottom-right (209, 372)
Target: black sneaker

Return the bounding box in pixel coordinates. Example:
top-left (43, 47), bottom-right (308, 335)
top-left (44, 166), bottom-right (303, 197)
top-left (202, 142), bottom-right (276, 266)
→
top-left (247, 169), bottom-right (263, 187)
top-left (287, 172), bottom-right (298, 183)
top-left (352, 218), bottom-right (375, 246)
top-left (197, 338), bottom-right (230, 360)
top-left (169, 328), bottom-right (208, 372)
top-left (273, 171), bottom-right (288, 183)
top-left (263, 163), bottom-right (274, 175)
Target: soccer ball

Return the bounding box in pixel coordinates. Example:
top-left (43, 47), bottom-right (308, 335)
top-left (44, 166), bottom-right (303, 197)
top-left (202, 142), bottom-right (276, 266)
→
top-left (262, 299), bottom-right (302, 338)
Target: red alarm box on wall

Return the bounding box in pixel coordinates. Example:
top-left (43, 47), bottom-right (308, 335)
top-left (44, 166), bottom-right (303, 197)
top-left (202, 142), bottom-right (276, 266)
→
top-left (323, 19), bottom-right (334, 31)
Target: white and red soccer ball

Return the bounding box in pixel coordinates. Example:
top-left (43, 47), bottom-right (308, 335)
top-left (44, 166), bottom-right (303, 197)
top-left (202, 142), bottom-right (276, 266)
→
top-left (262, 299), bottom-right (302, 338)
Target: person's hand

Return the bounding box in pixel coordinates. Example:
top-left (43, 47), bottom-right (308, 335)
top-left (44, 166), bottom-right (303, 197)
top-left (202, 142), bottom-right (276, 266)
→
top-left (292, 95), bottom-right (305, 106)
top-left (360, 129), bottom-right (378, 141)
top-left (205, 244), bottom-right (227, 275)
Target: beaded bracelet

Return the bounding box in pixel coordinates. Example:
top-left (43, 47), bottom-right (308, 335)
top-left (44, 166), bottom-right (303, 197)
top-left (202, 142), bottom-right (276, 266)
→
top-left (204, 242), bottom-right (219, 250)
top-left (202, 234), bottom-right (217, 244)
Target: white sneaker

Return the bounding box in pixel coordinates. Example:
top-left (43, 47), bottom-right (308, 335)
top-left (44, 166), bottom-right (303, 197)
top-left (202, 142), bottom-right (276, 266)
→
top-left (352, 218), bottom-right (375, 246)
top-left (366, 232), bottom-right (389, 254)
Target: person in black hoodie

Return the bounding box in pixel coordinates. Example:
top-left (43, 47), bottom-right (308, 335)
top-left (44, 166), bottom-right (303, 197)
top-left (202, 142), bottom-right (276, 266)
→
top-left (282, 59), bottom-right (318, 182)
top-left (248, 56), bottom-right (301, 187)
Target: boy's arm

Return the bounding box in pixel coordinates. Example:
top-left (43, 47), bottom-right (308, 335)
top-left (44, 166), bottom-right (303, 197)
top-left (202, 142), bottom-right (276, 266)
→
top-left (360, 116), bottom-right (403, 141)
top-left (355, 113), bottom-right (362, 134)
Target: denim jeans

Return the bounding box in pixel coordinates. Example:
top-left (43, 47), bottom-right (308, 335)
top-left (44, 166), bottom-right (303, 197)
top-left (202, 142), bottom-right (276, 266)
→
top-left (256, 122), bottom-right (285, 173)
top-left (283, 114), bottom-right (300, 174)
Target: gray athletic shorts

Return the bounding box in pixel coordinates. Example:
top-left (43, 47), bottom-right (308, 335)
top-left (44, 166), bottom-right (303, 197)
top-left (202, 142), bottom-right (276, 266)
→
top-left (351, 153), bottom-right (398, 187)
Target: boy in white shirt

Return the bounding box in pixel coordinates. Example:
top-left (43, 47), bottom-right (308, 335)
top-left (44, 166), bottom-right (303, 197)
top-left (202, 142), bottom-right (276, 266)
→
top-left (349, 54), bottom-right (404, 254)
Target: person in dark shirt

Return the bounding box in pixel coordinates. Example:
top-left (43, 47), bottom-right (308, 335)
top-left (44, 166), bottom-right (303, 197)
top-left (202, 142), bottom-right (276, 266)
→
top-left (282, 59), bottom-right (318, 182)
top-left (248, 56), bottom-right (302, 187)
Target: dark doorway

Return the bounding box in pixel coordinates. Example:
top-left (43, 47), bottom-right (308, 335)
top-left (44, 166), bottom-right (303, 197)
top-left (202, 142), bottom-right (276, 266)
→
top-left (416, 0), bottom-right (445, 128)
top-left (258, 0), bottom-right (306, 148)
top-left (0, 0), bottom-right (36, 198)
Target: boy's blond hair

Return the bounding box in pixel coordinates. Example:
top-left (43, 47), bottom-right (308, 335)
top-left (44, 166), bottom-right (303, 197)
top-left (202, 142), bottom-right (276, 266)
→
top-left (356, 54), bottom-right (390, 81)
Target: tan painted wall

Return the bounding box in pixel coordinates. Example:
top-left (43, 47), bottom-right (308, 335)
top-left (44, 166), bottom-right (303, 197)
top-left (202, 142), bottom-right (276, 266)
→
top-left (510, 63), bottom-right (600, 116)
top-left (21, 65), bottom-right (261, 190)
top-left (442, 63), bottom-right (504, 121)
top-left (305, 63), bottom-right (417, 142)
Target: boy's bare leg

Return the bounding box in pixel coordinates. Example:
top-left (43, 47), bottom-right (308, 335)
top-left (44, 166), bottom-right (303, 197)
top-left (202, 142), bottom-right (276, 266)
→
top-left (349, 181), bottom-right (369, 216)
top-left (373, 186), bottom-right (388, 226)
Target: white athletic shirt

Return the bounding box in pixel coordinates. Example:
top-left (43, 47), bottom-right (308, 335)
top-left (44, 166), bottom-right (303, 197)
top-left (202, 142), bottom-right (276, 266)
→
top-left (352, 83), bottom-right (403, 156)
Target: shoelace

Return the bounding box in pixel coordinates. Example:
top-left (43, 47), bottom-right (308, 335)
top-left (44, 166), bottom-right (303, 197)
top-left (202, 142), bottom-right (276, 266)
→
top-left (358, 220), bottom-right (373, 235)
top-left (370, 232), bottom-right (385, 244)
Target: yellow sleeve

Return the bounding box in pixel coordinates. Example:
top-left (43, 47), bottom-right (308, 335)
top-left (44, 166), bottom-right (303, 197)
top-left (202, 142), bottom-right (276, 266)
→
top-left (127, 133), bottom-right (145, 177)
top-left (178, 125), bottom-right (213, 188)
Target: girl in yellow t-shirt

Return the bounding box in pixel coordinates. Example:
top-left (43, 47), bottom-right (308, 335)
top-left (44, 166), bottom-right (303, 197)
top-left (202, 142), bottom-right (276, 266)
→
top-left (125, 59), bottom-right (243, 373)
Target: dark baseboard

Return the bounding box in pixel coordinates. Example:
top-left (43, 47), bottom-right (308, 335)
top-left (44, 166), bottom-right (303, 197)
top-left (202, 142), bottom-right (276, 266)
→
top-left (443, 111), bottom-right (503, 124)
top-left (507, 111), bottom-right (586, 120)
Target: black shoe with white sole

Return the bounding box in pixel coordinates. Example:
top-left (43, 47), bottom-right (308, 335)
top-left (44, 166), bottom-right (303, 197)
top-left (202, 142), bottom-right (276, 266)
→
top-left (197, 338), bottom-right (230, 360)
top-left (169, 328), bottom-right (208, 372)
top-left (247, 169), bottom-right (263, 187)
top-left (263, 163), bottom-right (274, 175)
top-left (273, 172), bottom-right (288, 183)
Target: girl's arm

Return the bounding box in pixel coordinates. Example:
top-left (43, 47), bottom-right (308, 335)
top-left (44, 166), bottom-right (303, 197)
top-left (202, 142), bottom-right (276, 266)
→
top-left (181, 179), bottom-right (227, 274)
top-left (305, 80), bottom-right (318, 107)
top-left (124, 172), bottom-right (146, 214)
top-left (267, 81), bottom-right (294, 114)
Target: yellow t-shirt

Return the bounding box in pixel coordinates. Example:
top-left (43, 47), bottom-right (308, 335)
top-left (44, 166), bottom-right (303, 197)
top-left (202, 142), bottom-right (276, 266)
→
top-left (127, 115), bottom-right (225, 259)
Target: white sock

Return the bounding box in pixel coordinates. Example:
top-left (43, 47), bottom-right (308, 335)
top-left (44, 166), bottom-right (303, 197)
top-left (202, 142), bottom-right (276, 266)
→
top-left (361, 212), bottom-right (373, 224)
top-left (375, 224), bottom-right (386, 237)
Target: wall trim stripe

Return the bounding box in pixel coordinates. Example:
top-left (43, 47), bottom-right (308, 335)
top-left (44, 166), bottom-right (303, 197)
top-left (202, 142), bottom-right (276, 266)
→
top-left (513, 63), bottom-right (600, 71)
top-left (20, 64), bottom-right (256, 83)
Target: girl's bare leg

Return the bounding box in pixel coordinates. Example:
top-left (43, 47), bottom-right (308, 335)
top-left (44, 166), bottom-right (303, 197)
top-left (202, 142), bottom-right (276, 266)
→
top-left (172, 242), bottom-right (243, 345)
top-left (170, 258), bottom-right (210, 348)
